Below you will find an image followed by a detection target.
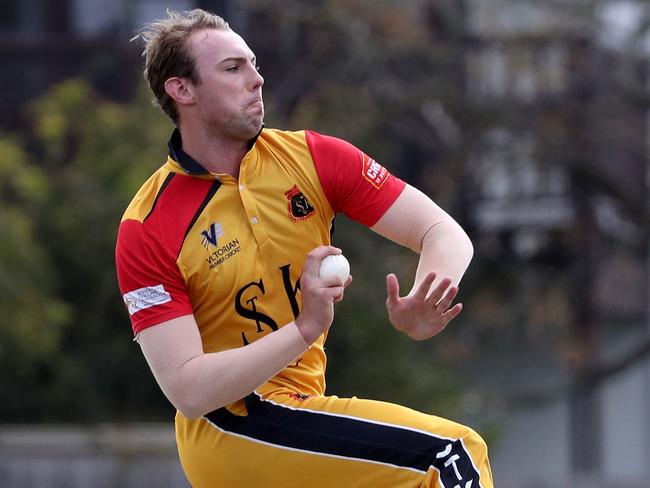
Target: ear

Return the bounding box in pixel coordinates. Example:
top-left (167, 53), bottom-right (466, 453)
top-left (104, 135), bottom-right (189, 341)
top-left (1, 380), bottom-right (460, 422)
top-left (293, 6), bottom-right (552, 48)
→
top-left (164, 77), bottom-right (195, 107)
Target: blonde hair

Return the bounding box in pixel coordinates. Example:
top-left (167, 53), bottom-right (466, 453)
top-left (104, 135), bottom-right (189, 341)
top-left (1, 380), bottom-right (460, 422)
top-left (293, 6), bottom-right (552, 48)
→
top-left (134, 9), bottom-right (231, 123)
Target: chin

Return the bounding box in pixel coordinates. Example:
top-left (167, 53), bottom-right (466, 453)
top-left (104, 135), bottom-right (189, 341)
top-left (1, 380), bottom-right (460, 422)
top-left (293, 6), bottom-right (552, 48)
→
top-left (248, 118), bottom-right (264, 135)
top-left (233, 124), bottom-right (262, 142)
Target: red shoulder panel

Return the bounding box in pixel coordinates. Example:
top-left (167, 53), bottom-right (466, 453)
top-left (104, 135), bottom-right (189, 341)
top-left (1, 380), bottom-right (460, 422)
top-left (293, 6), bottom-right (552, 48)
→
top-left (116, 174), bottom-right (218, 334)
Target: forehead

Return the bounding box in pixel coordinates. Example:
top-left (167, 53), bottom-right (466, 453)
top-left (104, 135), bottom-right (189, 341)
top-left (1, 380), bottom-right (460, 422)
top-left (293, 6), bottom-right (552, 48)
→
top-left (187, 29), bottom-right (254, 63)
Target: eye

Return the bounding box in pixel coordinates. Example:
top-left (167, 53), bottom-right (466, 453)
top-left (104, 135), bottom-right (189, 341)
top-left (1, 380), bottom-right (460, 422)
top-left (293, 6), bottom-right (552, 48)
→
top-left (227, 65), bottom-right (240, 72)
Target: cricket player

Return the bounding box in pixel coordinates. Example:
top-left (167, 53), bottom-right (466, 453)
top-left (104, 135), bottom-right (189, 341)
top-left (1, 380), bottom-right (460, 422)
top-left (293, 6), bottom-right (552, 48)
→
top-left (116, 8), bottom-right (494, 487)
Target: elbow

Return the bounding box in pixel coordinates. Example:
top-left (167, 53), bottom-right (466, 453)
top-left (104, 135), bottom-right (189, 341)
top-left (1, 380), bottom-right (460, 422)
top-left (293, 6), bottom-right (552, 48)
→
top-left (162, 381), bottom-right (223, 420)
top-left (159, 355), bottom-right (236, 419)
top-left (462, 231), bottom-right (474, 266)
top-left (433, 220), bottom-right (474, 267)
top-left (169, 394), bottom-right (222, 420)
top-left (174, 401), bottom-right (207, 420)
top-left (446, 217), bottom-right (473, 267)
top-left (446, 224), bottom-right (473, 284)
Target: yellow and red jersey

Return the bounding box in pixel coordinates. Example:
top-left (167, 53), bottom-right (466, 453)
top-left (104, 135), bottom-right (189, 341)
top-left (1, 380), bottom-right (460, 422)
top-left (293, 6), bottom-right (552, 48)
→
top-left (116, 128), bottom-right (405, 406)
top-left (115, 129), bottom-right (496, 488)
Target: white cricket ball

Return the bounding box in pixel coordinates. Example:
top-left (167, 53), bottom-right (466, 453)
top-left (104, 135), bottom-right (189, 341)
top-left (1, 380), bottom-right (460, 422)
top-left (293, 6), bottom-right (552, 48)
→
top-left (318, 254), bottom-right (350, 282)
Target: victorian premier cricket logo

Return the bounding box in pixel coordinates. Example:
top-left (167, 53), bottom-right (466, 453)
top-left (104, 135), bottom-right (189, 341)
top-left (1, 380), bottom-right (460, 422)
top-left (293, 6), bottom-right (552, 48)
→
top-left (202, 222), bottom-right (241, 269)
top-left (201, 222), bottom-right (225, 248)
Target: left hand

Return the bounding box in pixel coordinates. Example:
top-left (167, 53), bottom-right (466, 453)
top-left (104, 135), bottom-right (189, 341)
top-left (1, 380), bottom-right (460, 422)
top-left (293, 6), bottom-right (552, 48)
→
top-left (386, 271), bottom-right (462, 341)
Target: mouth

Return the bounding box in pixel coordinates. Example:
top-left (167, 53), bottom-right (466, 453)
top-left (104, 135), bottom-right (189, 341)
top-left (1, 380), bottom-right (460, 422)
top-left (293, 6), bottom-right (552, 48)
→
top-left (247, 99), bottom-right (263, 109)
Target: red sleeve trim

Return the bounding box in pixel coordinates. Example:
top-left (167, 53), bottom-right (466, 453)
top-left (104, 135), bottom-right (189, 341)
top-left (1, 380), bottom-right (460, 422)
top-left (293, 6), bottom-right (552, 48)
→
top-left (116, 219), bottom-right (194, 334)
top-left (305, 131), bottom-right (406, 227)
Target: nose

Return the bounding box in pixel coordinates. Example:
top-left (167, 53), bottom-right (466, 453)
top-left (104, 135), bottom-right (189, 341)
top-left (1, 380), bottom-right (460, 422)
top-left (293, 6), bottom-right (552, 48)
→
top-left (251, 67), bottom-right (264, 90)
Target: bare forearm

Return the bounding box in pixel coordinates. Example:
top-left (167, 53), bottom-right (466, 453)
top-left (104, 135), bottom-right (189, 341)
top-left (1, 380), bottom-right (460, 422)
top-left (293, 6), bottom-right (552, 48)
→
top-left (371, 184), bottom-right (473, 290)
top-left (413, 220), bottom-right (473, 290)
top-left (139, 248), bottom-right (345, 419)
top-left (178, 323), bottom-right (308, 417)
top-left (139, 318), bottom-right (309, 419)
top-left (378, 186), bottom-right (473, 340)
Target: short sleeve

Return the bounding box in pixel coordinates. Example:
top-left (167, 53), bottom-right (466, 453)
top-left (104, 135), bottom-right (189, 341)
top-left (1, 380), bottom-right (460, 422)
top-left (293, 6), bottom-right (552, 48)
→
top-left (115, 219), bottom-right (194, 334)
top-left (305, 131), bottom-right (406, 226)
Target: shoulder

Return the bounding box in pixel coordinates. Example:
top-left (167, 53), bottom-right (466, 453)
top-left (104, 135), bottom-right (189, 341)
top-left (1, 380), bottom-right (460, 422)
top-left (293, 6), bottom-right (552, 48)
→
top-left (121, 164), bottom-right (217, 224)
top-left (121, 166), bottom-right (173, 223)
top-left (118, 166), bottom-right (220, 257)
top-left (256, 128), bottom-right (309, 153)
top-left (257, 128), bottom-right (361, 166)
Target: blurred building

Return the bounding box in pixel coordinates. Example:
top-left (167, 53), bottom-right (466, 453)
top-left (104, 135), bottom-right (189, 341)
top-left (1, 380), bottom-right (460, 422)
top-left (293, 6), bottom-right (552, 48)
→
top-left (0, 0), bottom-right (235, 129)
top-left (464, 1), bottom-right (650, 486)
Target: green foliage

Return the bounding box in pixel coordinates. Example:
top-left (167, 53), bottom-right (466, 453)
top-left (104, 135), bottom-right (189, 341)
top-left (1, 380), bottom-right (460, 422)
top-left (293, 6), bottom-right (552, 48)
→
top-left (0, 80), bottom-right (175, 422)
top-left (0, 135), bottom-right (71, 420)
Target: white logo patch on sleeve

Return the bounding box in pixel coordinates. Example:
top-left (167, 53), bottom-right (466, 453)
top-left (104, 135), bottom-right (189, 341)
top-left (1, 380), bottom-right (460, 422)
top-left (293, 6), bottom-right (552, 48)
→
top-left (123, 285), bottom-right (171, 316)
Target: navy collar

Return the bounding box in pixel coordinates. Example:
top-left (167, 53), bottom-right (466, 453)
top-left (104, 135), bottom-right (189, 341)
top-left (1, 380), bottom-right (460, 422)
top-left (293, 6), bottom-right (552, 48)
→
top-left (167, 127), bottom-right (264, 175)
top-left (167, 128), bottom-right (207, 175)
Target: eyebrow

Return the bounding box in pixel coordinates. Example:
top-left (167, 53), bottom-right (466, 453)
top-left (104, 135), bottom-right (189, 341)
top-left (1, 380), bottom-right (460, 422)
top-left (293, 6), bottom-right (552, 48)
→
top-left (219, 56), bottom-right (256, 64)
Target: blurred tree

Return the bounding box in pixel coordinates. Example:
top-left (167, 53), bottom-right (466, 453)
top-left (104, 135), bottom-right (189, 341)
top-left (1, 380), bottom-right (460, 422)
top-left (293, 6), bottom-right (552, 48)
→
top-left (0, 133), bottom-right (70, 420)
top-left (0, 80), bottom-right (178, 422)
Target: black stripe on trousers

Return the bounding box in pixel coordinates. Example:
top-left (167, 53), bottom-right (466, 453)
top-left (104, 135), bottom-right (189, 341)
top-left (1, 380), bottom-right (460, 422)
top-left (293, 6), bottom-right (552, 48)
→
top-left (204, 393), bottom-right (481, 486)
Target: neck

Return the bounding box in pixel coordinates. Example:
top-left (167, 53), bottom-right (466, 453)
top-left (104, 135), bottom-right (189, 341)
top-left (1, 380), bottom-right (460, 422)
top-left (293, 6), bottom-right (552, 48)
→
top-left (178, 122), bottom-right (249, 178)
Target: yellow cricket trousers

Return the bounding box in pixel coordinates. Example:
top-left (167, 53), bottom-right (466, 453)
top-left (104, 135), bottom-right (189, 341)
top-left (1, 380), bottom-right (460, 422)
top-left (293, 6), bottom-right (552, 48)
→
top-left (176, 389), bottom-right (494, 487)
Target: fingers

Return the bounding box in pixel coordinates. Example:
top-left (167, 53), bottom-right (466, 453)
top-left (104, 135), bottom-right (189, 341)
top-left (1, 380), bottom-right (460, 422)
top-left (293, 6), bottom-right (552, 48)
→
top-left (385, 273), bottom-right (400, 308)
top-left (343, 274), bottom-right (353, 289)
top-left (320, 273), bottom-right (346, 287)
top-left (426, 278), bottom-right (457, 308)
top-left (333, 275), bottom-right (353, 303)
top-left (419, 275), bottom-right (462, 325)
top-left (441, 303), bottom-right (463, 325)
top-left (433, 283), bottom-right (462, 330)
top-left (423, 276), bottom-right (449, 304)
top-left (302, 246), bottom-right (342, 277)
top-left (413, 272), bottom-right (437, 301)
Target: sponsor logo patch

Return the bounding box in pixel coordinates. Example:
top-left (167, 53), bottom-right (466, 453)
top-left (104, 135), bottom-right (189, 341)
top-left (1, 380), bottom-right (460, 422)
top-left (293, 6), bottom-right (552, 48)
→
top-left (123, 285), bottom-right (171, 316)
top-left (285, 184), bottom-right (315, 221)
top-left (206, 238), bottom-right (241, 270)
top-left (200, 222), bottom-right (241, 269)
top-left (361, 154), bottom-right (389, 189)
top-left (201, 222), bottom-right (225, 248)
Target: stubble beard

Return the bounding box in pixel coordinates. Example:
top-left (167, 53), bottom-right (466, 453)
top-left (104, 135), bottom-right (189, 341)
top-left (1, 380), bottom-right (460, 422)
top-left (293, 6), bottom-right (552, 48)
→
top-left (227, 109), bottom-right (264, 141)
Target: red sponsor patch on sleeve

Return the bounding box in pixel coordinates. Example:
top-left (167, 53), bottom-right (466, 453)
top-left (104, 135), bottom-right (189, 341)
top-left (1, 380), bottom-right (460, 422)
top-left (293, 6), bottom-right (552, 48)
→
top-left (361, 154), bottom-right (389, 189)
top-left (306, 130), bottom-right (406, 226)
